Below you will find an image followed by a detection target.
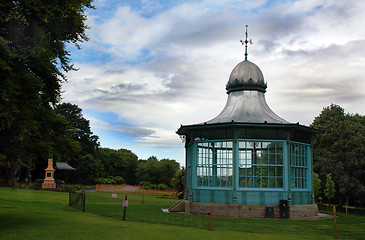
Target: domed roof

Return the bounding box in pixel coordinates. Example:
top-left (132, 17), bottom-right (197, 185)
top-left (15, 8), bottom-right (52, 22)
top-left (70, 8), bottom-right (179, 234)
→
top-left (226, 60), bottom-right (267, 93)
top-left (205, 59), bottom-right (288, 124)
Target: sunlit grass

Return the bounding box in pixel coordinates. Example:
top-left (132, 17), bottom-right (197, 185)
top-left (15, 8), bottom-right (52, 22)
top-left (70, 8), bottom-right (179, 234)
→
top-left (1, 187), bottom-right (364, 240)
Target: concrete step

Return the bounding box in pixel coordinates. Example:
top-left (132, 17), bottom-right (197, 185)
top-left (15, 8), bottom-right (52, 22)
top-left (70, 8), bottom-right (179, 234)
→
top-left (168, 200), bottom-right (187, 212)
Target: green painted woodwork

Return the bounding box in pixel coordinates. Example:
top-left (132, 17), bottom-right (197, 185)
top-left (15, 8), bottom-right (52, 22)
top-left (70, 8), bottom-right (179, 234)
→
top-left (178, 121), bottom-right (319, 206)
top-left (184, 138), bottom-right (314, 205)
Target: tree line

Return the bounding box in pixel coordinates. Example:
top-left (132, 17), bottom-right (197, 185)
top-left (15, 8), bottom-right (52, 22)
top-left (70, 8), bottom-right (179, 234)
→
top-left (0, 1), bottom-right (183, 191)
top-left (0, 1), bottom-right (364, 205)
top-left (0, 0), bottom-right (94, 184)
top-left (1, 101), bottom-right (182, 190)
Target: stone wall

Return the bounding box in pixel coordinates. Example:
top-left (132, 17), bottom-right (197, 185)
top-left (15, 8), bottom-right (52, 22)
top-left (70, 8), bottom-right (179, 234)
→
top-left (184, 202), bottom-right (318, 219)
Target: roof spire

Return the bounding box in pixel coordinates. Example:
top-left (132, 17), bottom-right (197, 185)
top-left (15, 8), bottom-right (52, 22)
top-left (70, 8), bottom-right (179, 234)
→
top-left (240, 25), bottom-right (252, 61)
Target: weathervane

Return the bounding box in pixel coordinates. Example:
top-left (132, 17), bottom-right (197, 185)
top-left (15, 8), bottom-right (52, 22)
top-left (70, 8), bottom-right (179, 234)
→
top-left (240, 25), bottom-right (253, 61)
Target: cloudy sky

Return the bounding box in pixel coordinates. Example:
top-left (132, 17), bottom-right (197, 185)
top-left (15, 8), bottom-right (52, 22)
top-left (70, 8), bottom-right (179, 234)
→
top-left (62, 0), bottom-right (365, 165)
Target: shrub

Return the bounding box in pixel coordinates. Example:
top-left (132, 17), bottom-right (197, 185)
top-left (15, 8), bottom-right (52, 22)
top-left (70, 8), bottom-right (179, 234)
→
top-left (113, 176), bottom-right (124, 184)
top-left (61, 184), bottom-right (82, 192)
top-left (156, 183), bottom-right (171, 190)
top-left (20, 182), bottom-right (37, 190)
top-left (95, 176), bottom-right (125, 185)
top-left (176, 191), bottom-right (183, 199)
top-left (138, 182), bottom-right (172, 191)
top-left (139, 181), bottom-right (152, 189)
top-left (95, 177), bottom-right (116, 185)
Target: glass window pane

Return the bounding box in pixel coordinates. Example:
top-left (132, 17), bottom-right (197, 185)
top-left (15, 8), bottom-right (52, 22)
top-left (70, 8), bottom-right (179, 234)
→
top-left (238, 140), bottom-right (284, 189)
top-left (196, 141), bottom-right (233, 188)
top-left (290, 143), bottom-right (309, 189)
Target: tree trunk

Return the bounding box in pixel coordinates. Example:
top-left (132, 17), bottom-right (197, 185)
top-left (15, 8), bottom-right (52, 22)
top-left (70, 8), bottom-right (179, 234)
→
top-left (6, 167), bottom-right (19, 185)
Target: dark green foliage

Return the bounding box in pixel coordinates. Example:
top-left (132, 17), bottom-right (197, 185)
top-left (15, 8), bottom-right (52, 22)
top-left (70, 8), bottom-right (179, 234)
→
top-left (171, 167), bottom-right (185, 196)
top-left (95, 148), bottom-right (138, 185)
top-left (324, 173), bottom-right (336, 204)
top-left (312, 104), bottom-right (365, 205)
top-left (137, 156), bottom-right (180, 187)
top-left (95, 176), bottom-right (125, 185)
top-left (53, 103), bottom-right (100, 183)
top-left (54, 103), bottom-right (99, 156)
top-left (74, 154), bottom-right (102, 185)
top-left (0, 0), bottom-right (94, 182)
top-left (139, 181), bottom-right (172, 190)
top-left (313, 172), bottom-right (321, 200)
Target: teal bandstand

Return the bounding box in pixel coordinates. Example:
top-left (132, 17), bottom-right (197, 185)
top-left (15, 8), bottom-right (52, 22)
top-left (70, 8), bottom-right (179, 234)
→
top-left (176, 29), bottom-right (320, 218)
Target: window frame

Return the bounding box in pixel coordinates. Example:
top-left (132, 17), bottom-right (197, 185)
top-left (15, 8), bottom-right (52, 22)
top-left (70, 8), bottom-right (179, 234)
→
top-left (238, 140), bottom-right (285, 190)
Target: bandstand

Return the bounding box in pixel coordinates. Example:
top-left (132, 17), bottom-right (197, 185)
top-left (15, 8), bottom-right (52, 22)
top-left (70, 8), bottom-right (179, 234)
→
top-left (176, 27), bottom-right (320, 218)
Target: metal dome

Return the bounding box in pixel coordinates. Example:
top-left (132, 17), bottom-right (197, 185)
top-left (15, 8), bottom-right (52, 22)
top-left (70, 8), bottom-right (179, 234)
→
top-left (206, 90), bottom-right (289, 124)
top-left (207, 60), bottom-right (289, 124)
top-left (226, 60), bottom-right (267, 93)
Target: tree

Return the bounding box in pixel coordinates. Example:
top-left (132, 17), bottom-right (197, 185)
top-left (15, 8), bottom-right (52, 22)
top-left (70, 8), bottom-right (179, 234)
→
top-left (74, 154), bottom-right (102, 185)
top-left (137, 157), bottom-right (180, 187)
top-left (117, 149), bottom-right (138, 185)
top-left (313, 172), bottom-right (321, 201)
top-left (137, 156), bottom-right (160, 184)
top-left (52, 103), bottom-right (101, 184)
top-left (95, 148), bottom-right (138, 185)
top-left (311, 104), bottom-right (365, 205)
top-left (159, 159), bottom-right (180, 186)
top-left (324, 173), bottom-right (336, 205)
top-left (54, 103), bottom-right (99, 156)
top-left (171, 167), bottom-right (185, 198)
top-left (0, 0), bottom-right (94, 182)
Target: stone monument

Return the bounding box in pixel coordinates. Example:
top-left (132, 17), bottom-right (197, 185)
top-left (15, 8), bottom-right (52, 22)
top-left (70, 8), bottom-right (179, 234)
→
top-left (42, 158), bottom-right (56, 189)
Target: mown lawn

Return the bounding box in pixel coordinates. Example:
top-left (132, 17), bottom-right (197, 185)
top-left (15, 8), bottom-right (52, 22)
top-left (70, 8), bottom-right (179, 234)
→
top-left (0, 187), bottom-right (364, 240)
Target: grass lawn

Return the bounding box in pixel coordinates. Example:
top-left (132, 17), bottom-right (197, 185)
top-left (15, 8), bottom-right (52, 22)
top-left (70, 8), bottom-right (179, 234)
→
top-left (1, 187), bottom-right (364, 240)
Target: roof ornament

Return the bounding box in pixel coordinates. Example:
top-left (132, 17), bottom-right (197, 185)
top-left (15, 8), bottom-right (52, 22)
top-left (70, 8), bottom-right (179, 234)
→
top-left (240, 25), bottom-right (253, 61)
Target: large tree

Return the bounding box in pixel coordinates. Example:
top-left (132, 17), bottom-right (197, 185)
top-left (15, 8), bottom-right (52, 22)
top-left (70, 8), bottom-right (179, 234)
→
top-left (0, 1), bottom-right (93, 181)
top-left (52, 103), bottom-right (99, 183)
top-left (54, 103), bottom-right (99, 156)
top-left (137, 156), bottom-right (180, 187)
top-left (311, 104), bottom-right (365, 205)
top-left (96, 148), bottom-right (138, 185)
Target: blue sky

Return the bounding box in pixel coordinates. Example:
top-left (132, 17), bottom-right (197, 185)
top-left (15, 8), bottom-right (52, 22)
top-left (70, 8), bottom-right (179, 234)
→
top-left (63, 0), bottom-right (365, 165)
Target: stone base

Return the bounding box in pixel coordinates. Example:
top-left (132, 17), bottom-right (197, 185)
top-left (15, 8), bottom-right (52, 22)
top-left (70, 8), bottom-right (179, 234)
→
top-left (184, 202), bottom-right (318, 219)
top-left (42, 180), bottom-right (56, 189)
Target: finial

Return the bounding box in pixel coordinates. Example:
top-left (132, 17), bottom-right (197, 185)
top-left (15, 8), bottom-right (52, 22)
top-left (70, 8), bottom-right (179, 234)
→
top-left (240, 25), bottom-right (252, 61)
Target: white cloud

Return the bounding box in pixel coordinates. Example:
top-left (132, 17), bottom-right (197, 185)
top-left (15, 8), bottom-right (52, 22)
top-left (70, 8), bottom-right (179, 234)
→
top-left (63, 0), bottom-right (365, 163)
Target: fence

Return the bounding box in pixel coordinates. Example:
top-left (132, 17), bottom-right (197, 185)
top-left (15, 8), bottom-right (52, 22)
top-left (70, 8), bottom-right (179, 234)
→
top-left (69, 191), bottom-right (85, 212)
top-left (69, 190), bottom-right (365, 232)
top-left (69, 190), bottom-right (211, 229)
top-left (317, 203), bottom-right (365, 216)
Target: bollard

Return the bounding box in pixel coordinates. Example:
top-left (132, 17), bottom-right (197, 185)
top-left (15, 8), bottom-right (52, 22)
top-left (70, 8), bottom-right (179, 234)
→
top-left (123, 194), bottom-right (128, 221)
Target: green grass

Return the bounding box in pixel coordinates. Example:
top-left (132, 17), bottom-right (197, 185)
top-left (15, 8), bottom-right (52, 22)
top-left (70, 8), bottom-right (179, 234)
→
top-left (1, 187), bottom-right (365, 240)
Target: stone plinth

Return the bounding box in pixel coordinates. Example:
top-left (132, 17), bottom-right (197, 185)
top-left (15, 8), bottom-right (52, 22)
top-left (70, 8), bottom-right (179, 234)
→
top-left (42, 158), bottom-right (56, 189)
top-left (184, 202), bottom-right (318, 219)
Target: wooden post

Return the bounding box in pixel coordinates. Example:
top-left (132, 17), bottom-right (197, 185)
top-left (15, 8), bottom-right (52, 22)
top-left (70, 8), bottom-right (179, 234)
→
top-left (346, 203), bottom-right (348, 216)
top-left (82, 189), bottom-right (86, 212)
top-left (333, 205), bottom-right (338, 239)
top-left (123, 194), bottom-right (128, 221)
top-left (210, 202), bottom-right (213, 231)
top-left (142, 191), bottom-right (144, 205)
